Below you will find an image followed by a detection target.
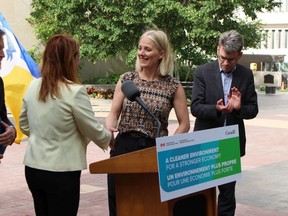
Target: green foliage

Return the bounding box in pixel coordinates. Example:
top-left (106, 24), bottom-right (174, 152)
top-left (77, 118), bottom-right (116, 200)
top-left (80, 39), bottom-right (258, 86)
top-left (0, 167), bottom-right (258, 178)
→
top-left (83, 73), bottom-right (121, 84)
top-left (177, 65), bottom-right (194, 81)
top-left (126, 48), bottom-right (137, 68)
top-left (28, 46), bottom-right (42, 65)
top-left (28, 0), bottom-right (280, 67)
top-left (259, 85), bottom-right (266, 92)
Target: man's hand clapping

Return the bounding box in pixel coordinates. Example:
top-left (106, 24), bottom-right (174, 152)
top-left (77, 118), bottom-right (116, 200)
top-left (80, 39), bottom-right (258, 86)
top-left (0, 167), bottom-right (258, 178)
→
top-left (227, 87), bottom-right (241, 111)
top-left (216, 87), bottom-right (241, 113)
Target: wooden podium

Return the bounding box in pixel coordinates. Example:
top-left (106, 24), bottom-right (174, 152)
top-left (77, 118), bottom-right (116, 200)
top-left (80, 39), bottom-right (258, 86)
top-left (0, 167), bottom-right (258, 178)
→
top-left (89, 146), bottom-right (216, 216)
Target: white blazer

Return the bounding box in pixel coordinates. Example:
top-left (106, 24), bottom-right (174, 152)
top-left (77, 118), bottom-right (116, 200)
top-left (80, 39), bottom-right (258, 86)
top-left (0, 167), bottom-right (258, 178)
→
top-left (19, 78), bottom-right (111, 171)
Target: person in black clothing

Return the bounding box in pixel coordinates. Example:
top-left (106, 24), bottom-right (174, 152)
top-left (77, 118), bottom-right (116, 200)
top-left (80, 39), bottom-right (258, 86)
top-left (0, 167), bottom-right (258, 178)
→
top-left (0, 29), bottom-right (17, 163)
top-left (190, 30), bottom-right (258, 216)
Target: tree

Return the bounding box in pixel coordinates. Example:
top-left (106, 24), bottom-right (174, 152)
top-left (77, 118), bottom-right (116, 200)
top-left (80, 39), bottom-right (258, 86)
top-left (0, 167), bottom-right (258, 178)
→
top-left (28, 0), bottom-right (279, 67)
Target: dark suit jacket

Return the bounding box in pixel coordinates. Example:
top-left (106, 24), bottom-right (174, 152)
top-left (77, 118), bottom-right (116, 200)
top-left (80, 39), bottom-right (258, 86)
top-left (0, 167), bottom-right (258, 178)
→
top-left (0, 76), bottom-right (14, 154)
top-left (190, 60), bottom-right (258, 157)
top-left (0, 77), bottom-right (13, 126)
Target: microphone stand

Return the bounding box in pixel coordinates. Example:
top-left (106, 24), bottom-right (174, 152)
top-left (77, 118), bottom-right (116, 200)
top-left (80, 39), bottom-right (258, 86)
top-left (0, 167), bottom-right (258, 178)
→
top-left (135, 98), bottom-right (161, 138)
top-left (146, 109), bottom-right (161, 138)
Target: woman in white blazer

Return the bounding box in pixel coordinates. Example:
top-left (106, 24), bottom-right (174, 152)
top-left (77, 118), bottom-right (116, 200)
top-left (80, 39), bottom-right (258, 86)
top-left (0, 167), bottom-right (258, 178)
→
top-left (19, 34), bottom-right (112, 216)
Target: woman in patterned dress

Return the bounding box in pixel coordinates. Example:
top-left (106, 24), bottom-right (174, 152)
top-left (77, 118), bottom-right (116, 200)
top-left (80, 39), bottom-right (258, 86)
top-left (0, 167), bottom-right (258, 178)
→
top-left (105, 28), bottom-right (190, 216)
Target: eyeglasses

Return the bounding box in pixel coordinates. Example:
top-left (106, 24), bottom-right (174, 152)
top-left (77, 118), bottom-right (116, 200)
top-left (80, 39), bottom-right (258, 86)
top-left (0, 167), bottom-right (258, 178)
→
top-left (218, 55), bottom-right (238, 64)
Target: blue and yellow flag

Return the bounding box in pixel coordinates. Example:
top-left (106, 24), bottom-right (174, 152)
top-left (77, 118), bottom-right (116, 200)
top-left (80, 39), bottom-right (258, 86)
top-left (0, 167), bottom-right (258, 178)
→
top-left (0, 13), bottom-right (41, 143)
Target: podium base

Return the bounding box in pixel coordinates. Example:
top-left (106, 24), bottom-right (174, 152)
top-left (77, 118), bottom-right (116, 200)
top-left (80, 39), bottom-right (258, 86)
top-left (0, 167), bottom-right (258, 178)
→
top-left (116, 173), bottom-right (216, 216)
top-left (173, 194), bottom-right (207, 216)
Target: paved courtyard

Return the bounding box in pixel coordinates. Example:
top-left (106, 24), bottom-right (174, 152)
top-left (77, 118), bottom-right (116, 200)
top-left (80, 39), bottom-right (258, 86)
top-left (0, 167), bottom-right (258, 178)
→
top-left (0, 92), bottom-right (288, 215)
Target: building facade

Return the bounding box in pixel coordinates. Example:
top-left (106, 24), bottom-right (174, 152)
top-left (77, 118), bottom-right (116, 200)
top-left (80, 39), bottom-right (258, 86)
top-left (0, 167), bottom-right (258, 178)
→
top-left (1, 0), bottom-right (36, 50)
top-left (240, 1), bottom-right (288, 90)
top-left (244, 0), bottom-right (288, 59)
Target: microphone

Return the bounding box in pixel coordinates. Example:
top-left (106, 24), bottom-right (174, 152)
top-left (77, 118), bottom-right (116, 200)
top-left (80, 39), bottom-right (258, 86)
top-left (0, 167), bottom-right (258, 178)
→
top-left (121, 80), bottom-right (162, 137)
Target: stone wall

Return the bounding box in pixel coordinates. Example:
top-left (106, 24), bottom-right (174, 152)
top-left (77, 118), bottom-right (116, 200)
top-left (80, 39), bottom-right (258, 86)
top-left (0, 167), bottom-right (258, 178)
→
top-left (253, 71), bottom-right (287, 88)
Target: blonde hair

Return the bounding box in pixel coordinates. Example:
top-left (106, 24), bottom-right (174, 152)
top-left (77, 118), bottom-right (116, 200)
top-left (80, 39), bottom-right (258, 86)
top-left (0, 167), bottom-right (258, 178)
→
top-left (135, 29), bottom-right (175, 76)
top-left (39, 34), bottom-right (80, 102)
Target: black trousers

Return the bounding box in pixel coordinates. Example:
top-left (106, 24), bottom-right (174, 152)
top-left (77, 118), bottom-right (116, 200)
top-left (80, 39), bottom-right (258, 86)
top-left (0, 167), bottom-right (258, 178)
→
top-left (107, 132), bottom-right (156, 216)
top-left (218, 181), bottom-right (236, 216)
top-left (25, 166), bottom-right (81, 216)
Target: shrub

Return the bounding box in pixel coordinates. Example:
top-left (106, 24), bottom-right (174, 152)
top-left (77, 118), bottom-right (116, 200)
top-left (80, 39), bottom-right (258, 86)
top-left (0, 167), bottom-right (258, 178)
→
top-left (177, 65), bottom-right (194, 82)
top-left (84, 73), bottom-right (121, 84)
top-left (259, 85), bottom-right (266, 91)
top-left (86, 86), bottom-right (114, 99)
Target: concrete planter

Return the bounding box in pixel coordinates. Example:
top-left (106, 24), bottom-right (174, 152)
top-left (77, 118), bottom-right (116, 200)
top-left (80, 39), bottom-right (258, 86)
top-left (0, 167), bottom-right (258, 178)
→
top-left (265, 86), bottom-right (276, 94)
top-left (84, 84), bottom-right (116, 90)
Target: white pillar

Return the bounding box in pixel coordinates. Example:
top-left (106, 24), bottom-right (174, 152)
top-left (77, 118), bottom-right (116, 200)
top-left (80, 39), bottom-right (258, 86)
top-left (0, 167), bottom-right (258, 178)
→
top-left (281, 29), bottom-right (286, 48)
top-left (268, 29), bottom-right (273, 49)
top-left (275, 29), bottom-right (280, 49)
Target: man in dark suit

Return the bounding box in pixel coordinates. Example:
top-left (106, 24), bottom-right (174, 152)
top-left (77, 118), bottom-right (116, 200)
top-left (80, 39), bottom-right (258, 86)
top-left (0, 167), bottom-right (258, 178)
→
top-left (0, 29), bottom-right (16, 163)
top-left (190, 30), bottom-right (258, 216)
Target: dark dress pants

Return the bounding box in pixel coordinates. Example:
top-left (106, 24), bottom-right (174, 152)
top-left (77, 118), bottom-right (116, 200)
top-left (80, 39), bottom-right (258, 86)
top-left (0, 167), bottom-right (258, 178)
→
top-left (108, 133), bottom-right (156, 216)
top-left (217, 181), bottom-right (236, 216)
top-left (25, 166), bottom-right (81, 216)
